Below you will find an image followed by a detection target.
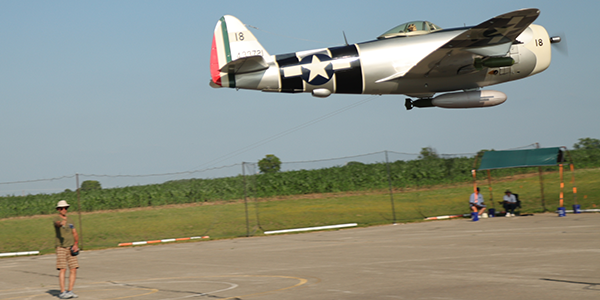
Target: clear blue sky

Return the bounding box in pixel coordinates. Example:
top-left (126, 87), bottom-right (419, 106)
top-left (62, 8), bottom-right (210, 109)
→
top-left (1, 0), bottom-right (597, 194)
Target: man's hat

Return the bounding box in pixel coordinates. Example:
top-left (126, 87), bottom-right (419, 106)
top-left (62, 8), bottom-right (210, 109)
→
top-left (505, 189), bottom-right (512, 193)
top-left (56, 200), bottom-right (70, 208)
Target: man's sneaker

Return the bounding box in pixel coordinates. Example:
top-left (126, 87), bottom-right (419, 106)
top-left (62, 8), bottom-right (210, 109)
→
top-left (58, 291), bottom-right (71, 299)
top-left (505, 213), bottom-right (511, 217)
top-left (65, 291), bottom-right (78, 298)
top-left (481, 213), bottom-right (488, 218)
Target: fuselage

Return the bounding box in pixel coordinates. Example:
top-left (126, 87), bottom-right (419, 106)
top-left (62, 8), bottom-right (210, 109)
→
top-left (233, 24), bottom-right (551, 98)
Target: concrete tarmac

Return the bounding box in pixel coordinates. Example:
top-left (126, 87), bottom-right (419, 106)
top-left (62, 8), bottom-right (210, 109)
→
top-left (1, 213), bottom-right (599, 299)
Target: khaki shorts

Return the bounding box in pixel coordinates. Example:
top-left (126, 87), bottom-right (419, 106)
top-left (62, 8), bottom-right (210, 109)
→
top-left (56, 247), bottom-right (79, 270)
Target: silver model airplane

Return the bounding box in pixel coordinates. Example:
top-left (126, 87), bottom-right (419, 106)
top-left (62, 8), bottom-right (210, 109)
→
top-left (210, 8), bottom-right (562, 110)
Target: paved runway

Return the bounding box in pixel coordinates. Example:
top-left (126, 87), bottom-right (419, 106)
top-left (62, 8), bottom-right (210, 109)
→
top-left (1, 213), bottom-right (599, 299)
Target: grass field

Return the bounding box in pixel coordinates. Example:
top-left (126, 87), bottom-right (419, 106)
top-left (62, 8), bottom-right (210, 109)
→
top-left (1, 168), bottom-right (598, 255)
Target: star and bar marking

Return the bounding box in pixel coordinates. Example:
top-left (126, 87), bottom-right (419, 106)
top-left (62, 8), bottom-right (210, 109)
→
top-left (282, 54), bottom-right (355, 85)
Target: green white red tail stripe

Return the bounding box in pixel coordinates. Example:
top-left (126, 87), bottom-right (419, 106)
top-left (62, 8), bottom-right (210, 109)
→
top-left (210, 16), bottom-right (233, 87)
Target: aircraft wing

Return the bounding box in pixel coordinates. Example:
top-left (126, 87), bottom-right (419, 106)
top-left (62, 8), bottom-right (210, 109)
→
top-left (381, 8), bottom-right (540, 81)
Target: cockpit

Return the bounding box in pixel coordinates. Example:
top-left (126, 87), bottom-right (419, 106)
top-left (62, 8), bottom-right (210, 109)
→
top-left (377, 21), bottom-right (442, 39)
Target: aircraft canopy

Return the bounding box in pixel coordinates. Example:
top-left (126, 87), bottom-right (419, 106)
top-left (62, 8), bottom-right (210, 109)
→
top-left (377, 21), bottom-right (442, 39)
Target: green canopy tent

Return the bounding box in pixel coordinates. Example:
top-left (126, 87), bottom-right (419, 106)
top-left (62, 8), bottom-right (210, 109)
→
top-left (473, 147), bottom-right (576, 212)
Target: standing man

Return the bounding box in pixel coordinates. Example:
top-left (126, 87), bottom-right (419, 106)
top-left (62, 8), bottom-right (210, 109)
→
top-left (469, 187), bottom-right (488, 218)
top-left (503, 190), bottom-right (518, 217)
top-left (53, 200), bottom-right (79, 299)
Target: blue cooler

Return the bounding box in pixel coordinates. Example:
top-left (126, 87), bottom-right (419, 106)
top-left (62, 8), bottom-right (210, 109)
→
top-left (488, 208), bottom-right (495, 218)
top-left (573, 204), bottom-right (581, 214)
top-left (471, 212), bottom-right (479, 221)
top-left (558, 207), bottom-right (566, 217)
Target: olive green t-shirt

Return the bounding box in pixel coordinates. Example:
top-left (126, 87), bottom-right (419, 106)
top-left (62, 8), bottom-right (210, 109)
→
top-left (53, 216), bottom-right (75, 248)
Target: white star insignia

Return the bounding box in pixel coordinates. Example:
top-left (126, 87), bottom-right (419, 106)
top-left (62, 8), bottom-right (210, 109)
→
top-left (303, 55), bottom-right (331, 82)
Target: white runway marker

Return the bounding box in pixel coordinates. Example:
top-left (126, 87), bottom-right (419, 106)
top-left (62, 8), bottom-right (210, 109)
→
top-left (264, 223), bottom-right (357, 235)
top-left (0, 251), bottom-right (39, 257)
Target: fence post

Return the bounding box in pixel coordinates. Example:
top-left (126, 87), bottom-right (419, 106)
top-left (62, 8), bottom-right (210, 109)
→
top-left (487, 170), bottom-right (495, 209)
top-left (385, 151), bottom-right (397, 224)
top-left (76, 173), bottom-right (83, 250)
top-left (242, 162), bottom-right (250, 237)
top-left (536, 143), bottom-right (547, 211)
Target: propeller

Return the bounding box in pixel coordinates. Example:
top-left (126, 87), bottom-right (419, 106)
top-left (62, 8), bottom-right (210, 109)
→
top-left (550, 33), bottom-right (568, 56)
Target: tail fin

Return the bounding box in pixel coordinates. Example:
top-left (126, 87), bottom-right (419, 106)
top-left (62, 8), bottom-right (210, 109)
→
top-left (210, 15), bottom-right (271, 88)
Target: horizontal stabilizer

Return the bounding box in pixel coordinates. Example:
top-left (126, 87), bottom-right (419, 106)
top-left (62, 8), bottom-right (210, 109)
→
top-left (209, 80), bottom-right (222, 88)
top-left (220, 55), bottom-right (269, 75)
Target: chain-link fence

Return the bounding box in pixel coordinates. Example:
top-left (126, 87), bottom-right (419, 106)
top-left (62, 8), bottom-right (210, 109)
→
top-left (3, 145), bottom-right (594, 253)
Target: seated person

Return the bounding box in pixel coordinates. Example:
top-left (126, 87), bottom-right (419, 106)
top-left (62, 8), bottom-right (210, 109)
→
top-left (407, 23), bottom-right (417, 32)
top-left (469, 187), bottom-right (487, 218)
top-left (503, 190), bottom-right (518, 217)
